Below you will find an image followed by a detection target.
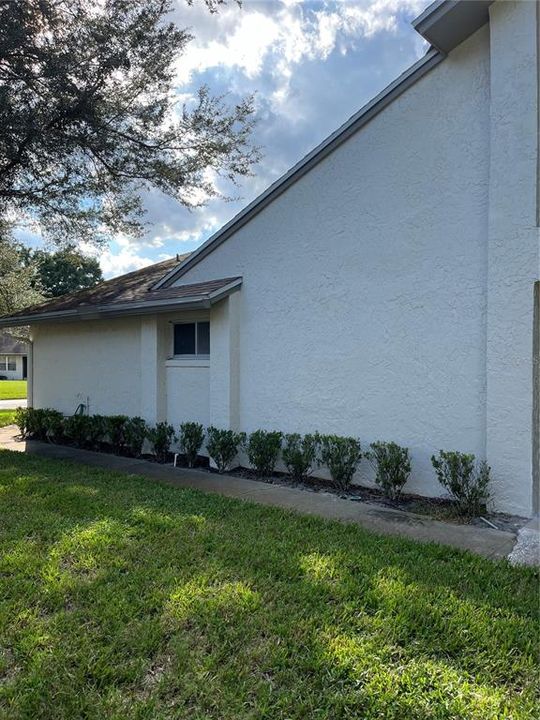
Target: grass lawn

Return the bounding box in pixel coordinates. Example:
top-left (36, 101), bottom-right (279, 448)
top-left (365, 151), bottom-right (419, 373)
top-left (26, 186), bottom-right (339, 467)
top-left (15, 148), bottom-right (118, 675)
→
top-left (0, 380), bottom-right (27, 400)
top-left (0, 452), bottom-right (538, 720)
top-left (0, 410), bottom-right (16, 427)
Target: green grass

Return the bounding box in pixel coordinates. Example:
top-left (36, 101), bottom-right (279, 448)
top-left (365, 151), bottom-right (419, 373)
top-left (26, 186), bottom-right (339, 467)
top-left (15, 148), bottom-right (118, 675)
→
top-left (0, 452), bottom-right (538, 720)
top-left (0, 380), bottom-right (27, 400)
top-left (0, 410), bottom-right (16, 427)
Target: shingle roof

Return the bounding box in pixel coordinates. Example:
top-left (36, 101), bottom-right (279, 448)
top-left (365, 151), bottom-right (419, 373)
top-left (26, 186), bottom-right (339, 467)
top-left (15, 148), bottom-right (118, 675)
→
top-left (0, 254), bottom-right (242, 326)
top-left (0, 332), bottom-right (28, 354)
top-left (4, 256), bottom-right (186, 319)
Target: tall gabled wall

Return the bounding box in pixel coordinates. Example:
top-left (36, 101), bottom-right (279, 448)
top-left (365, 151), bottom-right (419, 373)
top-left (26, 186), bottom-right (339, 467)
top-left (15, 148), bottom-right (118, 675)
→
top-left (171, 4), bottom-right (540, 516)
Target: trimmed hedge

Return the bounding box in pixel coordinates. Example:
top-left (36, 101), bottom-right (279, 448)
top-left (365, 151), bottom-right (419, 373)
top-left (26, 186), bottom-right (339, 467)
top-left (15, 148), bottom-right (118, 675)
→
top-left (12, 408), bottom-right (491, 514)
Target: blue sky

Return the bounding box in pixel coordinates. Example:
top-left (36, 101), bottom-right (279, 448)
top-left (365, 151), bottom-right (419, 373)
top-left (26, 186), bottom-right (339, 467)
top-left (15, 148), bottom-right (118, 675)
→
top-left (86, 1), bottom-right (432, 277)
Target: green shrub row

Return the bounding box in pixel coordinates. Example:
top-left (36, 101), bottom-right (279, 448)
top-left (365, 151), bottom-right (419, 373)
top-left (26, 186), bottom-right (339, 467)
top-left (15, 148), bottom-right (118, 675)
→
top-left (14, 409), bottom-right (490, 516)
top-left (15, 409), bottom-right (153, 458)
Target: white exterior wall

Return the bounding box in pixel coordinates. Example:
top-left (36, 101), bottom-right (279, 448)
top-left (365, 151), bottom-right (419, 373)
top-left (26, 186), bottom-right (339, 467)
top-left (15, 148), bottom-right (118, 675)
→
top-left (0, 355), bottom-right (25, 380)
top-left (32, 314), bottom-right (212, 433)
top-left (161, 311), bottom-right (211, 439)
top-left (169, 14), bottom-right (537, 516)
top-left (32, 319), bottom-right (143, 417)
top-left (485, 0), bottom-right (539, 515)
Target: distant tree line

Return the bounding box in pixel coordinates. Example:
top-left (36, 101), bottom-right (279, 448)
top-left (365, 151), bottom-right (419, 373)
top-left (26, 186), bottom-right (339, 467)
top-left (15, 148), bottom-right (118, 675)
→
top-left (0, 229), bottom-right (103, 319)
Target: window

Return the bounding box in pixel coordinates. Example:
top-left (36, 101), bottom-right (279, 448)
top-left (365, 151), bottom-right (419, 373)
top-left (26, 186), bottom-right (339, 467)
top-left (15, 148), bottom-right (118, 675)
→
top-left (0, 356), bottom-right (15, 371)
top-left (174, 321), bottom-right (210, 356)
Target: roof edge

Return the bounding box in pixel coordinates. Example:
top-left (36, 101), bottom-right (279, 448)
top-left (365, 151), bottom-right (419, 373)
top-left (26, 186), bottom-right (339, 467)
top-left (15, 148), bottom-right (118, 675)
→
top-left (413, 0), bottom-right (493, 54)
top-left (0, 278), bottom-right (243, 328)
top-left (154, 46), bottom-right (443, 289)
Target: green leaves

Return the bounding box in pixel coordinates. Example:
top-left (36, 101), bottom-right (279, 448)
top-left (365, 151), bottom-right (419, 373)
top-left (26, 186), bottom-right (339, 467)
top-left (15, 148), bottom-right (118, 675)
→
top-left (178, 421), bottom-right (205, 468)
top-left (0, 0), bottom-right (260, 244)
top-left (282, 432), bottom-right (320, 483)
top-left (28, 245), bottom-right (103, 299)
top-left (244, 430), bottom-right (282, 478)
top-left (147, 421), bottom-right (175, 463)
top-left (318, 434), bottom-right (362, 492)
top-left (123, 417), bottom-right (148, 457)
top-left (366, 441), bottom-right (411, 500)
top-left (431, 450), bottom-right (490, 516)
top-left (206, 427), bottom-right (245, 473)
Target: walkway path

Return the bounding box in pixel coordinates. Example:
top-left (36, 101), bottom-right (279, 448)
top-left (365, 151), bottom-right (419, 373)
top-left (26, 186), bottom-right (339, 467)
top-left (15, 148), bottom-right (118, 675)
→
top-left (0, 398), bottom-right (26, 410)
top-left (0, 426), bottom-right (519, 561)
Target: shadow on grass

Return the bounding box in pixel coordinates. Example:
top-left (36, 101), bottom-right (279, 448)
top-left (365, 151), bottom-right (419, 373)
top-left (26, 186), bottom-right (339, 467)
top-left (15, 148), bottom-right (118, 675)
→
top-left (0, 450), bottom-right (538, 720)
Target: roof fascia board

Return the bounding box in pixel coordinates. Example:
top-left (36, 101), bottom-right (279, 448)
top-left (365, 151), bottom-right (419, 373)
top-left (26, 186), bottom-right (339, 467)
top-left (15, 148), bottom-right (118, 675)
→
top-left (0, 278), bottom-right (243, 327)
top-left (207, 277), bottom-right (243, 303)
top-left (412, 0), bottom-right (493, 54)
top-left (154, 47), bottom-right (443, 289)
top-left (0, 297), bottom-right (204, 328)
top-left (0, 309), bottom-right (78, 327)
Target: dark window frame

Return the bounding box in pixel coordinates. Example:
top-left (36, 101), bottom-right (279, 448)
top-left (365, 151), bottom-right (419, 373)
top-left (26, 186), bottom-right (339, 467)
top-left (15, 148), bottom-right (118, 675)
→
top-left (173, 321), bottom-right (210, 357)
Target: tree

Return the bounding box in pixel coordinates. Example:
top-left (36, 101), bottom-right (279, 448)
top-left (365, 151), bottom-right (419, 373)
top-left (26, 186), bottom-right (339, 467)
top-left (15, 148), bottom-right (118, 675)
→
top-left (0, 0), bottom-right (259, 245)
top-left (0, 224), bottom-right (43, 320)
top-left (29, 245), bottom-right (103, 298)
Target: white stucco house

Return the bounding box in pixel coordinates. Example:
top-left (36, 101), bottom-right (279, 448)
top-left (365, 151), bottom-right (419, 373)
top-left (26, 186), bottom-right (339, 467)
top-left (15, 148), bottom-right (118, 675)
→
top-left (0, 332), bottom-right (28, 380)
top-left (1, 0), bottom-right (538, 517)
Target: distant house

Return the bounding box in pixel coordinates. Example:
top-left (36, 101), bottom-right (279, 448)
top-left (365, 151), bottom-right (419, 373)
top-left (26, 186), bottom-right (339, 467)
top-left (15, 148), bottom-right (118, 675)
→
top-left (0, 1), bottom-right (538, 517)
top-left (0, 332), bottom-right (28, 380)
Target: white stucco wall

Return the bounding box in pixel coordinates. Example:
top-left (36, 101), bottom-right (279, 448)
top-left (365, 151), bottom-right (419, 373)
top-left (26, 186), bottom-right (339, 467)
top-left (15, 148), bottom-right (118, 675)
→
top-left (169, 17), bottom-right (536, 515)
top-left (485, 0), bottom-right (539, 515)
top-left (158, 310), bottom-right (211, 440)
top-left (32, 313), bottom-right (212, 433)
top-left (32, 319), bottom-right (143, 417)
top-left (166, 364), bottom-right (210, 431)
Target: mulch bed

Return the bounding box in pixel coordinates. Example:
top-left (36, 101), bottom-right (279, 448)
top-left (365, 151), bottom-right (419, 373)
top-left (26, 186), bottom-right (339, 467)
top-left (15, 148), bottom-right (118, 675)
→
top-left (22, 433), bottom-right (526, 535)
top-left (170, 453), bottom-right (526, 534)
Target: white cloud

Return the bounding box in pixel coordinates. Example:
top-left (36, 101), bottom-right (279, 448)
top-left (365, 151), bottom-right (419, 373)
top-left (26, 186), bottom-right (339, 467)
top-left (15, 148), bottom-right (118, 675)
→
top-left (105, 0), bottom-right (429, 276)
top-left (99, 246), bottom-right (157, 278)
top-left (173, 1), bottom-right (426, 91)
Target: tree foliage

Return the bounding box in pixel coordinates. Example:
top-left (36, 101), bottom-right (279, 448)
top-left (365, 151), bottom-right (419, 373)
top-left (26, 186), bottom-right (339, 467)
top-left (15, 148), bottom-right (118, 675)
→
top-left (0, 225), bottom-right (102, 323)
top-left (27, 245), bottom-right (103, 298)
top-left (0, 225), bottom-right (43, 319)
top-left (0, 0), bottom-right (259, 244)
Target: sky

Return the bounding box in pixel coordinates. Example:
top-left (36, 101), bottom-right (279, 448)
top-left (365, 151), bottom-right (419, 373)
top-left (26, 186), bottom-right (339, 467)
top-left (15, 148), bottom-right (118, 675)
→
top-left (52, 0), bottom-right (433, 278)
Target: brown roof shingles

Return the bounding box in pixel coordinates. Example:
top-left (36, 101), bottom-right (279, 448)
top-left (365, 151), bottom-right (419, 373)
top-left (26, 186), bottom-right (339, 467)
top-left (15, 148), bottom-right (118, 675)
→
top-left (0, 254), bottom-right (241, 324)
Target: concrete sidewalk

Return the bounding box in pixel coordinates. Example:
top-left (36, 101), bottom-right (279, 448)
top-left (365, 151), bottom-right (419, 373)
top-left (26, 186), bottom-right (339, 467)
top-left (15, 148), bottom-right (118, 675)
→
top-left (0, 425), bottom-right (518, 561)
top-left (0, 398), bottom-right (26, 410)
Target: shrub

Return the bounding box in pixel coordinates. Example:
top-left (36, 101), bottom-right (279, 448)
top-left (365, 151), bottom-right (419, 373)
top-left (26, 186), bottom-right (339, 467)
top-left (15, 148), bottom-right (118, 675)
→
top-left (124, 417), bottom-right (148, 457)
top-left (206, 427), bottom-right (245, 473)
top-left (245, 430), bottom-right (282, 477)
top-left (15, 407), bottom-right (30, 438)
top-left (105, 415), bottom-right (129, 450)
top-left (366, 441), bottom-right (411, 500)
top-left (282, 433), bottom-right (320, 483)
top-left (147, 422), bottom-right (175, 463)
top-left (319, 434), bottom-right (362, 492)
top-left (16, 408), bottom-right (63, 442)
top-left (44, 409), bottom-right (65, 443)
top-left (431, 450), bottom-right (490, 516)
top-left (26, 408), bottom-right (48, 440)
top-left (24, 408), bottom-right (46, 440)
top-left (86, 415), bottom-right (107, 449)
top-left (64, 415), bottom-right (91, 447)
top-left (179, 421), bottom-right (205, 468)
